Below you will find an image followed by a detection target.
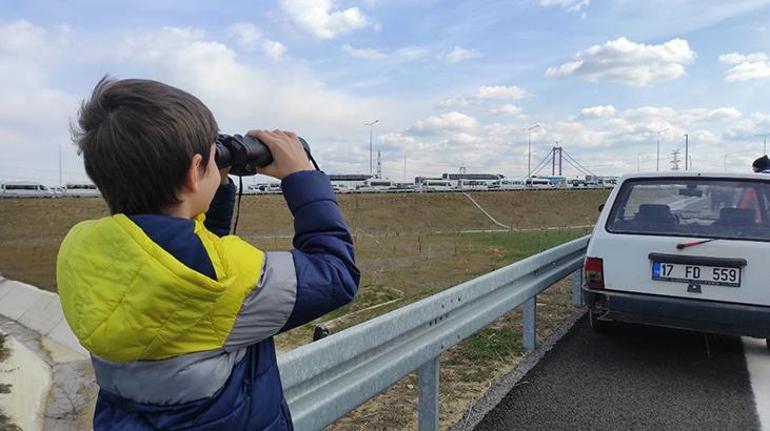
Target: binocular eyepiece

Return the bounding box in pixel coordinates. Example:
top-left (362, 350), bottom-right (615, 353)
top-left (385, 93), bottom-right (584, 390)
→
top-left (215, 133), bottom-right (313, 176)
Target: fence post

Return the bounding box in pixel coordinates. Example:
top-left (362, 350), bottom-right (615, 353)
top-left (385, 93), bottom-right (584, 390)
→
top-left (523, 296), bottom-right (536, 352)
top-left (571, 270), bottom-right (584, 307)
top-left (418, 356), bottom-right (440, 431)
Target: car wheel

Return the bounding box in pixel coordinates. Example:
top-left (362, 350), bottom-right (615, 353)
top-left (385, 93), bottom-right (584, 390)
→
top-left (589, 311), bottom-right (613, 332)
top-left (766, 338), bottom-right (770, 351)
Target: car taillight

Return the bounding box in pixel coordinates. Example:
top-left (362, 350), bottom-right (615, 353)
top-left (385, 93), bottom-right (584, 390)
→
top-left (584, 257), bottom-right (604, 289)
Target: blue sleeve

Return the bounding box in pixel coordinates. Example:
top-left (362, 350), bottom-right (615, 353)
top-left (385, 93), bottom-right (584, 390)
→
top-left (204, 179), bottom-right (236, 237)
top-left (279, 170), bottom-right (360, 332)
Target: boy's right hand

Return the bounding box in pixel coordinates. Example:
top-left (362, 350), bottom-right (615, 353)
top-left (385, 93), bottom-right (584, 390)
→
top-left (249, 129), bottom-right (314, 179)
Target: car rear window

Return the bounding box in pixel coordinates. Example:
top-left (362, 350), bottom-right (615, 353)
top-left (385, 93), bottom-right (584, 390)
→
top-left (606, 178), bottom-right (770, 241)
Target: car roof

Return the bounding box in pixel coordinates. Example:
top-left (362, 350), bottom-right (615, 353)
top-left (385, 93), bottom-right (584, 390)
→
top-left (619, 172), bottom-right (770, 182)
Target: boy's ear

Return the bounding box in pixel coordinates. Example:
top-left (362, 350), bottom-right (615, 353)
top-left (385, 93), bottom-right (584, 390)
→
top-left (183, 154), bottom-right (204, 194)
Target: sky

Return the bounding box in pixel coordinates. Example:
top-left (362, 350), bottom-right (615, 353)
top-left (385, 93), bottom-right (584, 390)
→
top-left (1, 0), bottom-right (770, 185)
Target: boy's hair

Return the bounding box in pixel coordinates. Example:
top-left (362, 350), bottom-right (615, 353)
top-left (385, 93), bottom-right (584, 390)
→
top-left (72, 77), bottom-right (218, 214)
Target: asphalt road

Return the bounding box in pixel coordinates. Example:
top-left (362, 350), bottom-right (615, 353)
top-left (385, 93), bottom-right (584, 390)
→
top-left (475, 317), bottom-right (761, 431)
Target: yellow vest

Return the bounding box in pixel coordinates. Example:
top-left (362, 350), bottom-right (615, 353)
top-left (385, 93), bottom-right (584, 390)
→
top-left (56, 214), bottom-right (264, 363)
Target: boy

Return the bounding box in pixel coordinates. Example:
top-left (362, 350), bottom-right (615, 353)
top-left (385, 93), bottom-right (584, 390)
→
top-left (57, 77), bottom-right (360, 430)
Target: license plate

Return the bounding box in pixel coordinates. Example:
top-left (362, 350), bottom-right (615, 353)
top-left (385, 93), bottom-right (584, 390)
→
top-left (652, 262), bottom-right (741, 287)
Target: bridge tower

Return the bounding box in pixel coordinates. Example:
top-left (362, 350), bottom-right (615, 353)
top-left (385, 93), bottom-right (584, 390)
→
top-left (552, 145), bottom-right (563, 176)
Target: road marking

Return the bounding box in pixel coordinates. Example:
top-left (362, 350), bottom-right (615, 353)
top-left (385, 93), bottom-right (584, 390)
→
top-left (743, 337), bottom-right (770, 431)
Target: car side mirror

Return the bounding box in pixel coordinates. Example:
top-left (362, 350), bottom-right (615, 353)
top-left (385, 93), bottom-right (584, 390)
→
top-left (598, 203), bottom-right (605, 213)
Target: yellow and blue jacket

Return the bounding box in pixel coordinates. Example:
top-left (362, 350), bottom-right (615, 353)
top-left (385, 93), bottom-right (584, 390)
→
top-left (56, 171), bottom-right (359, 430)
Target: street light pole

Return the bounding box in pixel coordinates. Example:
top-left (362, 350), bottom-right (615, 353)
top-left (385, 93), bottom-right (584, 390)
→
top-left (365, 120), bottom-right (379, 175)
top-left (58, 142), bottom-right (63, 186)
top-left (684, 133), bottom-right (689, 171)
top-left (656, 128), bottom-right (669, 172)
top-left (524, 123), bottom-right (540, 184)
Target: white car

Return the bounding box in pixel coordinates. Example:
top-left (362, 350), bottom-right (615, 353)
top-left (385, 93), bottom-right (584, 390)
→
top-left (584, 172), bottom-right (770, 346)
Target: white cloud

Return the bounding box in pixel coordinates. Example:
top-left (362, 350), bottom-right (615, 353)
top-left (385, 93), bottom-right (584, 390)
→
top-left (579, 105), bottom-right (616, 118)
top-left (0, 19), bottom-right (48, 56)
top-left (719, 52), bottom-right (770, 82)
top-left (261, 40), bottom-right (287, 62)
top-left (538, 0), bottom-right (590, 13)
top-left (724, 112), bottom-right (770, 140)
top-left (342, 44), bottom-right (386, 60)
top-left (391, 103), bottom-right (758, 177)
top-left (229, 22), bottom-right (262, 50)
top-left (437, 85), bottom-right (528, 108)
top-left (0, 20), bottom-right (81, 183)
top-left (410, 112), bottom-right (478, 135)
top-left (719, 52), bottom-right (768, 64)
top-left (229, 23), bottom-right (287, 62)
top-left (490, 104), bottom-right (522, 116)
top-left (0, 23), bottom-right (418, 182)
top-left (280, 0), bottom-right (369, 40)
top-left (444, 46), bottom-right (480, 64)
top-left (396, 46), bottom-right (430, 61)
top-left (478, 85), bottom-right (527, 99)
top-left (545, 37), bottom-right (696, 86)
top-left (623, 106), bottom-right (742, 125)
top-left (436, 97), bottom-right (471, 109)
top-left (113, 26), bottom-right (409, 136)
top-left (341, 44), bottom-right (429, 62)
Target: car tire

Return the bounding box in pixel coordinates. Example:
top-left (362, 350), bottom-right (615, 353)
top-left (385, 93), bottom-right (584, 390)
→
top-left (766, 338), bottom-right (769, 351)
top-left (589, 311), bottom-right (613, 333)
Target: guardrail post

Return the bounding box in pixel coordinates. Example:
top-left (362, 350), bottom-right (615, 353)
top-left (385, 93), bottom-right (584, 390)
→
top-left (418, 356), bottom-right (440, 431)
top-left (571, 270), bottom-right (584, 307)
top-left (523, 296), bottom-right (536, 352)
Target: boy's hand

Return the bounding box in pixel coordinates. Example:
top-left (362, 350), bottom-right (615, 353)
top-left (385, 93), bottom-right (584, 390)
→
top-left (219, 166), bottom-right (231, 186)
top-left (249, 129), bottom-right (313, 179)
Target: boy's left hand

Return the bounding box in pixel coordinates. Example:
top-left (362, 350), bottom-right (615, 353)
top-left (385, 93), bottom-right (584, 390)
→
top-left (219, 166), bottom-right (231, 186)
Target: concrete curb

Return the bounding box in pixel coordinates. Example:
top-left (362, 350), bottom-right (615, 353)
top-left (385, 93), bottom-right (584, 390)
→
top-left (448, 307), bottom-right (587, 431)
top-left (0, 275), bottom-right (97, 431)
top-left (0, 276), bottom-right (87, 357)
top-left (0, 330), bottom-right (51, 431)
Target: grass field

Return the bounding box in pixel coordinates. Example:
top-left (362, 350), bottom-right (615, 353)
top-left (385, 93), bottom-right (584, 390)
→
top-left (0, 189), bottom-right (608, 429)
top-left (0, 189), bottom-right (607, 292)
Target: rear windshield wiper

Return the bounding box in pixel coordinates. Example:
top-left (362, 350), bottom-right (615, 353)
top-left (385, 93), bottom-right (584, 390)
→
top-left (676, 238), bottom-right (718, 250)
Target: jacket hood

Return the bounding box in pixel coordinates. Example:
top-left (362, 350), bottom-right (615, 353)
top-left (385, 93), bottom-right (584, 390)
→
top-left (57, 214), bottom-right (264, 362)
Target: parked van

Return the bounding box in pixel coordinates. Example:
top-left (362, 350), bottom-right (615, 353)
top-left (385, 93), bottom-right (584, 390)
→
top-left (489, 179), bottom-right (524, 190)
top-left (1, 181), bottom-right (53, 197)
top-left (367, 179), bottom-right (394, 191)
top-left (64, 182), bottom-right (100, 197)
top-left (420, 180), bottom-right (453, 192)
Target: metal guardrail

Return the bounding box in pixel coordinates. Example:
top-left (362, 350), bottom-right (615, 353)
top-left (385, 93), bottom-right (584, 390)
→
top-left (278, 235), bottom-right (590, 431)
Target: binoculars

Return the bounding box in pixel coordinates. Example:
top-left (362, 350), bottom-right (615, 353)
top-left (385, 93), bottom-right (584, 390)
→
top-left (215, 133), bottom-right (313, 176)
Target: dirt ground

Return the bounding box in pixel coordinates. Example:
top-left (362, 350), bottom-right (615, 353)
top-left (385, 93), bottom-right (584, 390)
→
top-left (0, 190), bottom-right (607, 429)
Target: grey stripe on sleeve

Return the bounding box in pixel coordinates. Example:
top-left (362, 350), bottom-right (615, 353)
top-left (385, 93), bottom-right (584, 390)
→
top-left (223, 251), bottom-right (297, 351)
top-left (91, 348), bottom-right (246, 405)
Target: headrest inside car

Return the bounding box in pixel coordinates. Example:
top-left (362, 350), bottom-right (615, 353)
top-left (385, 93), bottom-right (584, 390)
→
top-left (718, 207), bottom-right (755, 227)
top-left (635, 204), bottom-right (675, 225)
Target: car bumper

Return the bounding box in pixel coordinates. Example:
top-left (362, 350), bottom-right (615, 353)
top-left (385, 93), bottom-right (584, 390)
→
top-left (583, 287), bottom-right (770, 338)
